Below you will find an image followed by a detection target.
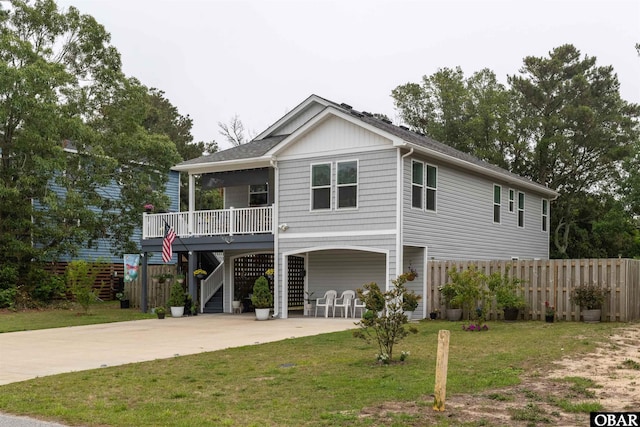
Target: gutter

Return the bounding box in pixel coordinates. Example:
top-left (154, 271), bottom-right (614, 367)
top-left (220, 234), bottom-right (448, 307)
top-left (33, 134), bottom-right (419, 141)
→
top-left (396, 146), bottom-right (414, 289)
top-left (270, 157), bottom-right (280, 318)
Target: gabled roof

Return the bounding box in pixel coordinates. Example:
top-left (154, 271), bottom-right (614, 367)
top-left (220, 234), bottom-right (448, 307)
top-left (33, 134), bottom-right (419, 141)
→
top-left (174, 95), bottom-right (557, 197)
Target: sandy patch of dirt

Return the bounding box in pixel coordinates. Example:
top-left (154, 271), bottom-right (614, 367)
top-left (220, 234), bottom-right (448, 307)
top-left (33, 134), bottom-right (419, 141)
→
top-left (358, 323), bottom-right (640, 426)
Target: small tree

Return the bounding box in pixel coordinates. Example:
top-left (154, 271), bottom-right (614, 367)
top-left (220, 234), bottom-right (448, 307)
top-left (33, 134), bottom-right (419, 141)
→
top-left (353, 275), bottom-right (418, 363)
top-left (66, 260), bottom-right (103, 314)
top-left (487, 267), bottom-right (526, 311)
top-left (251, 276), bottom-right (273, 308)
top-left (445, 266), bottom-right (491, 321)
top-left (167, 281), bottom-right (186, 308)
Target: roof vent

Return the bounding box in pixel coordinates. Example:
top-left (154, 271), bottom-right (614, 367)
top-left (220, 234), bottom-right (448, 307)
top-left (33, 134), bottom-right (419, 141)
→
top-left (340, 103), bottom-right (352, 110)
top-left (400, 125), bottom-right (409, 130)
top-left (350, 109), bottom-right (363, 117)
top-left (381, 118), bottom-right (392, 124)
top-left (362, 111), bottom-right (372, 117)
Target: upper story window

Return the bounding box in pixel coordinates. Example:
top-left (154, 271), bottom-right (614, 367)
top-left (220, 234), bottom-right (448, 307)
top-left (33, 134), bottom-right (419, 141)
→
top-left (412, 160), bottom-right (424, 209)
top-left (426, 164), bottom-right (437, 211)
top-left (311, 163), bottom-right (331, 210)
top-left (518, 191), bottom-right (525, 228)
top-left (249, 184), bottom-right (268, 207)
top-left (541, 199), bottom-right (548, 232)
top-left (493, 185), bottom-right (501, 223)
top-left (336, 160), bottom-right (358, 209)
top-left (508, 189), bottom-right (515, 213)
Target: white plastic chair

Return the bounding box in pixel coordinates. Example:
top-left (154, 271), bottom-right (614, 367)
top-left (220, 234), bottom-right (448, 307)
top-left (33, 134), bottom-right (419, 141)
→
top-left (352, 296), bottom-right (367, 318)
top-left (333, 290), bottom-right (355, 318)
top-left (315, 290), bottom-right (337, 318)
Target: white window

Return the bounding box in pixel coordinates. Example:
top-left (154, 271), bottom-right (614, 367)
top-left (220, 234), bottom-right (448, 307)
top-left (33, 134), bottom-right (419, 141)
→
top-left (493, 185), bottom-right (501, 224)
top-left (311, 163), bottom-right (331, 210)
top-left (508, 189), bottom-right (515, 213)
top-left (518, 192), bottom-right (525, 228)
top-left (542, 199), bottom-right (548, 232)
top-left (249, 184), bottom-right (268, 207)
top-left (426, 164), bottom-right (437, 211)
top-left (412, 160), bottom-right (423, 209)
top-left (336, 160), bottom-right (358, 209)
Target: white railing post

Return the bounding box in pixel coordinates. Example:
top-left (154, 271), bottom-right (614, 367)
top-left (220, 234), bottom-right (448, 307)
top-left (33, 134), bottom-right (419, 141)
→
top-left (229, 207), bottom-right (235, 236)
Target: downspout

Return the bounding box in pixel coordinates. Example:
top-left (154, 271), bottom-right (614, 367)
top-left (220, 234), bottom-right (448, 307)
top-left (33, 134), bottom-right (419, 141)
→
top-left (270, 158), bottom-right (280, 318)
top-left (396, 146), bottom-right (413, 290)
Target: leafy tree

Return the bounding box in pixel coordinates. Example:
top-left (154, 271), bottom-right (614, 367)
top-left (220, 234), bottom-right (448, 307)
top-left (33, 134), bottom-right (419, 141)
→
top-left (0, 1), bottom-right (181, 279)
top-left (509, 44), bottom-right (640, 257)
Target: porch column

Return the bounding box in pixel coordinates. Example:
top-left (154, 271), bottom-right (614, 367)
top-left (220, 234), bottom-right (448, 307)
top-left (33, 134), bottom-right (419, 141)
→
top-left (188, 251), bottom-right (197, 305)
top-left (141, 252), bottom-right (148, 313)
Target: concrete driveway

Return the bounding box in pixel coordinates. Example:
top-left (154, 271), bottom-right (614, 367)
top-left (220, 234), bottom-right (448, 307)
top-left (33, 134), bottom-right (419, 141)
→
top-left (0, 313), bottom-right (357, 386)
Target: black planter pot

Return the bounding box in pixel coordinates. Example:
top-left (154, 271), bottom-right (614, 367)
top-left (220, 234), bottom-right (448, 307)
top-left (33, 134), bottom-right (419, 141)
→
top-left (120, 300), bottom-right (130, 309)
top-left (429, 312), bottom-right (438, 320)
top-left (157, 312), bottom-right (165, 319)
top-left (545, 315), bottom-right (554, 323)
top-left (503, 307), bottom-right (519, 321)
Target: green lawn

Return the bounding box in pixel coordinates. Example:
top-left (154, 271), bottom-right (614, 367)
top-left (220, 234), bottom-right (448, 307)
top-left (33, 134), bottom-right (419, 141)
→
top-left (0, 301), bottom-right (154, 333)
top-left (0, 313), bottom-right (622, 427)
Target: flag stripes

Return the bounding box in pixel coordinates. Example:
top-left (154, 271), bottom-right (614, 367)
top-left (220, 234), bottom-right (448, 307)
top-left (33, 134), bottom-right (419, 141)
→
top-left (162, 223), bottom-right (176, 263)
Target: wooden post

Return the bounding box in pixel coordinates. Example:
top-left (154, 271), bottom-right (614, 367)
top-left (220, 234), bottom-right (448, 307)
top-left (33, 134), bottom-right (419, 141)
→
top-left (433, 329), bottom-right (450, 411)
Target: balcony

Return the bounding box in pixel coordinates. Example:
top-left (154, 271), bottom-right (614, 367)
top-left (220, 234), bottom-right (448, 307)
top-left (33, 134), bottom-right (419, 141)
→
top-left (143, 206), bottom-right (274, 239)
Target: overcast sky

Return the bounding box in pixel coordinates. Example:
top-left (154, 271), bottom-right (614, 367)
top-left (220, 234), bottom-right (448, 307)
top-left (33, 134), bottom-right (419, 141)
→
top-left (57, 0), bottom-right (640, 149)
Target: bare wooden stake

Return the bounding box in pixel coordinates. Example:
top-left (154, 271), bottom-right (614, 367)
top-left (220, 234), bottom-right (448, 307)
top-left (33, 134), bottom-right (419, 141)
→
top-left (433, 329), bottom-right (450, 411)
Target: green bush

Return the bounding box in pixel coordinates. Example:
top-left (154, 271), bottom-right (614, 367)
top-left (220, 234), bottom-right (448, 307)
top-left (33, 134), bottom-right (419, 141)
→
top-left (65, 260), bottom-right (102, 314)
top-left (168, 281), bottom-right (186, 307)
top-left (487, 267), bottom-right (526, 310)
top-left (0, 265), bottom-right (19, 308)
top-left (354, 275), bottom-right (418, 362)
top-left (251, 276), bottom-right (273, 308)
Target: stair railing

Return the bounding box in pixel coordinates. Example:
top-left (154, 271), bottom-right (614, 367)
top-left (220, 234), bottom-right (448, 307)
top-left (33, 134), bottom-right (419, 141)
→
top-left (200, 260), bottom-right (224, 313)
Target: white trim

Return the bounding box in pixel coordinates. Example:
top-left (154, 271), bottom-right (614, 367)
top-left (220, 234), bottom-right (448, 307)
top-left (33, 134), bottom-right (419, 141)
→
top-left (255, 94), bottom-right (331, 140)
top-left (425, 163), bottom-right (437, 212)
top-left (275, 144), bottom-right (393, 161)
top-left (508, 188), bottom-right (515, 213)
top-left (310, 162), bottom-right (332, 211)
top-left (279, 229), bottom-right (397, 239)
top-left (336, 159), bottom-right (359, 210)
top-left (493, 184), bottom-right (502, 224)
top-left (541, 199), bottom-right (549, 233)
top-left (411, 159), bottom-right (424, 210)
top-left (517, 191), bottom-right (525, 228)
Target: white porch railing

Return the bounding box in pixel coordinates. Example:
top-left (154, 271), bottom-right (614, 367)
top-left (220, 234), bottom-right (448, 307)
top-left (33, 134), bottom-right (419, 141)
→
top-left (200, 260), bottom-right (224, 313)
top-left (143, 206), bottom-right (274, 239)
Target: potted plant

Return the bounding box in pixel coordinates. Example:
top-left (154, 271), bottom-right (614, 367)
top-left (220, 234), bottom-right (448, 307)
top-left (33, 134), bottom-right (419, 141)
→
top-left (156, 273), bottom-right (173, 284)
top-left (115, 290), bottom-right (130, 309)
top-left (441, 266), bottom-right (488, 321)
top-left (193, 269), bottom-right (207, 280)
top-left (155, 306), bottom-right (166, 319)
top-left (175, 274), bottom-right (185, 285)
top-left (232, 289), bottom-right (243, 311)
top-left (570, 283), bottom-right (608, 322)
top-left (167, 281), bottom-right (186, 317)
top-left (544, 301), bottom-right (555, 323)
top-left (487, 268), bottom-right (526, 321)
top-left (402, 289), bottom-right (421, 320)
top-left (265, 268), bottom-right (275, 280)
top-left (429, 308), bottom-right (439, 320)
top-left (143, 203), bottom-right (154, 213)
top-left (304, 291), bottom-right (315, 316)
top-left (251, 276), bottom-right (273, 320)
top-left (404, 265), bottom-right (418, 282)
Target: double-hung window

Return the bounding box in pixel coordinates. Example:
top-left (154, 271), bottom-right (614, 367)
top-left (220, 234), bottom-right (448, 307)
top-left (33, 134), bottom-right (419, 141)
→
top-left (412, 160), bottom-right (424, 209)
top-left (541, 199), bottom-right (548, 232)
top-left (249, 184), bottom-right (268, 207)
top-left (426, 165), bottom-right (437, 211)
top-left (311, 163), bottom-right (331, 210)
top-left (508, 189), bottom-right (515, 213)
top-left (337, 160), bottom-right (358, 209)
top-left (518, 192), bottom-right (525, 228)
top-left (493, 185), bottom-right (501, 223)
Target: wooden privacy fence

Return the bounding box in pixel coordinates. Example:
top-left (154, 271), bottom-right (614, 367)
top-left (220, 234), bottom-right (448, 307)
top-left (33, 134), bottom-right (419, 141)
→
top-left (127, 265), bottom-right (177, 309)
top-left (426, 258), bottom-right (640, 322)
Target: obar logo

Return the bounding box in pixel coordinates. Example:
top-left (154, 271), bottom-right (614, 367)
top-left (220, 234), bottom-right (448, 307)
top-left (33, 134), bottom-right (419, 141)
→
top-left (591, 412), bottom-right (640, 427)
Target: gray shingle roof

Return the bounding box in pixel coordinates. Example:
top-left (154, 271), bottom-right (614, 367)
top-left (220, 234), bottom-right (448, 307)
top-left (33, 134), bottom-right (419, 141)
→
top-left (176, 135), bottom-right (287, 166)
top-left (176, 96), bottom-right (554, 195)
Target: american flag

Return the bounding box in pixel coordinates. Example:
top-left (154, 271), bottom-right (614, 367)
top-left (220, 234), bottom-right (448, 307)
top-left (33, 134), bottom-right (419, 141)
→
top-left (162, 223), bottom-right (176, 263)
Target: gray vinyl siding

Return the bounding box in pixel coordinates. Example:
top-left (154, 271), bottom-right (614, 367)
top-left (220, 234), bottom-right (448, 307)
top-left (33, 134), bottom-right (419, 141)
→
top-left (278, 149), bottom-right (397, 233)
top-left (403, 156), bottom-right (550, 260)
top-left (307, 249), bottom-right (386, 298)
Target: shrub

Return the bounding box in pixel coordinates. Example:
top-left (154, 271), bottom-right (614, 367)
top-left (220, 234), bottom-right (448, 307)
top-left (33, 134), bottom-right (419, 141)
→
top-left (570, 283), bottom-right (609, 310)
top-left (168, 281), bottom-right (186, 307)
top-left (487, 267), bottom-right (526, 310)
top-left (251, 276), bottom-right (273, 308)
top-left (66, 260), bottom-right (103, 314)
top-left (354, 275), bottom-right (418, 362)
